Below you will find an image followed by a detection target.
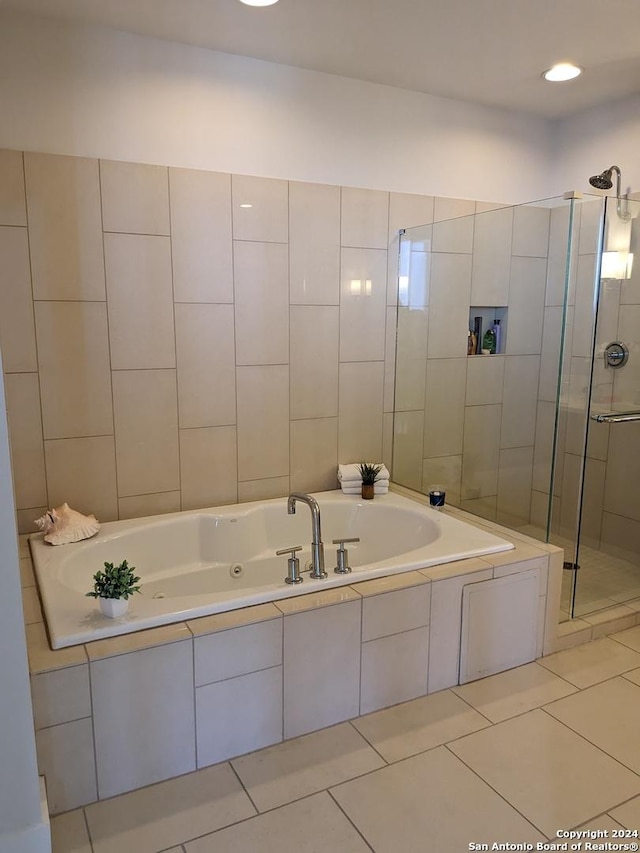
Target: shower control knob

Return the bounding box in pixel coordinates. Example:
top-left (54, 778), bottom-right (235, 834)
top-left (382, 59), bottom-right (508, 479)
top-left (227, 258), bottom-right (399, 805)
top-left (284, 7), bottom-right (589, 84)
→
top-left (604, 341), bottom-right (629, 369)
top-left (276, 545), bottom-right (304, 585)
top-left (332, 537), bottom-right (360, 574)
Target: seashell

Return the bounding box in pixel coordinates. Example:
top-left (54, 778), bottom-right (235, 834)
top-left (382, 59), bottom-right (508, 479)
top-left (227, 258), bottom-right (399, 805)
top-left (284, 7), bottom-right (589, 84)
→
top-left (35, 503), bottom-right (100, 546)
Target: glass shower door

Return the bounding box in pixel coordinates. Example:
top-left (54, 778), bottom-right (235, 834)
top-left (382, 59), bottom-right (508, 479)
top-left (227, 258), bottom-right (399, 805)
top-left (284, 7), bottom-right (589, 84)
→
top-left (569, 196), bottom-right (640, 617)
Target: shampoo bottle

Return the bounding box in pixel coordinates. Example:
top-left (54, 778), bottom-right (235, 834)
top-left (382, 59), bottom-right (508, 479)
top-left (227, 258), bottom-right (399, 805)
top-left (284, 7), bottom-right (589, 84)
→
top-left (492, 318), bottom-right (501, 354)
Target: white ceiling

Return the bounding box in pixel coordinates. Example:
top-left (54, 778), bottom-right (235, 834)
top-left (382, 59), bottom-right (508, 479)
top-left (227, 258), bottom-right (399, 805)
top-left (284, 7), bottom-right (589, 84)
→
top-left (3, 0), bottom-right (640, 118)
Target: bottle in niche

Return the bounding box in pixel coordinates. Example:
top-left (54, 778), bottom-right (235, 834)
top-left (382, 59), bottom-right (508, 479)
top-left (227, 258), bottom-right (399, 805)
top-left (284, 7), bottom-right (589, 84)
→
top-left (473, 316), bottom-right (482, 355)
top-left (492, 318), bottom-right (501, 354)
top-left (467, 330), bottom-right (475, 355)
top-left (482, 327), bottom-right (496, 354)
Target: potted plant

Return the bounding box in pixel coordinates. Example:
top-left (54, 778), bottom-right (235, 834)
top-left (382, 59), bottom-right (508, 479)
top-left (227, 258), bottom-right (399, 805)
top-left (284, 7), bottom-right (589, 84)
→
top-left (358, 462), bottom-right (383, 500)
top-left (86, 560), bottom-right (141, 618)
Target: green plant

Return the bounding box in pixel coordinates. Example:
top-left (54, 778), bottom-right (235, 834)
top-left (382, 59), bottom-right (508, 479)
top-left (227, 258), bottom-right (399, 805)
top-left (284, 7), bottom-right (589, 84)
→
top-left (358, 462), bottom-right (383, 486)
top-left (86, 560), bottom-right (141, 600)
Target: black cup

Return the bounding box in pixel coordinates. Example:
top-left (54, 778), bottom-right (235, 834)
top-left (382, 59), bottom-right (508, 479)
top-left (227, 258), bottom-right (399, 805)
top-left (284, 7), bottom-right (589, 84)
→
top-left (429, 490), bottom-right (445, 508)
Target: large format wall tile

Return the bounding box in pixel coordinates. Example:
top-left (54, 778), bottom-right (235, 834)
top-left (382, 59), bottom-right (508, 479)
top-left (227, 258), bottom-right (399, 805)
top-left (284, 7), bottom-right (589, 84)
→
top-left (169, 167), bottom-right (233, 303)
top-left (237, 365), bottom-right (289, 481)
top-left (338, 361), bottom-right (384, 463)
top-left (506, 257), bottom-right (546, 355)
top-left (100, 160), bottom-right (170, 236)
top-left (423, 358), bottom-right (466, 458)
top-left (105, 233), bottom-right (176, 370)
top-left (289, 181), bottom-right (340, 305)
top-left (179, 426), bottom-right (237, 509)
top-left (118, 491), bottom-right (182, 520)
top-left (497, 446), bottom-right (534, 526)
top-left (91, 641), bottom-right (195, 799)
top-left (340, 248), bottom-right (388, 362)
top-left (232, 175), bottom-right (288, 243)
top-left (512, 205), bottom-right (550, 257)
top-left (462, 404), bottom-right (502, 500)
top-left (25, 153), bottom-right (105, 300)
top-left (470, 206), bottom-right (513, 305)
top-left (0, 148), bottom-right (27, 225)
top-left (290, 417), bottom-right (338, 493)
top-left (4, 373), bottom-right (47, 509)
top-left (44, 436), bottom-right (118, 522)
top-left (196, 666), bottom-right (283, 766)
top-left (360, 627), bottom-right (429, 714)
top-left (35, 301), bottom-right (113, 439)
top-left (422, 455), bottom-right (463, 505)
top-left (194, 619), bottom-right (282, 687)
top-left (393, 411), bottom-right (424, 492)
top-left (501, 355), bottom-right (539, 448)
top-left (290, 306), bottom-right (339, 419)
top-left (465, 355), bottom-right (505, 407)
top-left (112, 369), bottom-right (179, 497)
top-left (0, 226), bottom-right (37, 372)
top-left (341, 187), bottom-right (389, 250)
top-left (234, 241), bottom-right (289, 365)
top-left (36, 718), bottom-right (97, 813)
top-left (175, 303), bottom-right (236, 428)
top-left (427, 253), bottom-right (472, 358)
top-left (283, 601), bottom-right (361, 738)
top-left (395, 307), bottom-right (429, 411)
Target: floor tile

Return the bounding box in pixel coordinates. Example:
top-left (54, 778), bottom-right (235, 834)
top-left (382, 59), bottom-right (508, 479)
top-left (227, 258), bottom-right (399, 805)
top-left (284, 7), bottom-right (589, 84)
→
top-left (331, 746), bottom-right (545, 852)
top-left (572, 813), bottom-right (627, 836)
top-left (351, 689), bottom-right (489, 763)
top-left (231, 722), bottom-right (384, 813)
top-left (452, 661), bottom-right (577, 723)
top-left (545, 677), bottom-right (640, 774)
top-left (610, 624), bottom-right (640, 653)
top-left (50, 809), bottom-right (92, 853)
top-left (184, 792), bottom-right (369, 852)
top-left (622, 668), bottom-right (640, 687)
top-left (537, 637), bottom-right (640, 688)
top-left (85, 764), bottom-right (255, 853)
top-left (610, 794), bottom-right (640, 830)
top-left (448, 709), bottom-right (640, 837)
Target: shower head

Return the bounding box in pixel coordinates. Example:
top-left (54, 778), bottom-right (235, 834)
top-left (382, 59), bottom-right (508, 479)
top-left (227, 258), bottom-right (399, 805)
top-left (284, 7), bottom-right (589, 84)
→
top-left (589, 169), bottom-right (614, 190)
top-left (588, 165), bottom-right (630, 220)
top-left (589, 165), bottom-right (621, 192)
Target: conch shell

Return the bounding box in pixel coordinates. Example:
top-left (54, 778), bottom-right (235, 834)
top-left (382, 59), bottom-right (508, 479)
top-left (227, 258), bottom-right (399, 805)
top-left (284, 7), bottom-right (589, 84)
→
top-left (35, 503), bottom-right (100, 545)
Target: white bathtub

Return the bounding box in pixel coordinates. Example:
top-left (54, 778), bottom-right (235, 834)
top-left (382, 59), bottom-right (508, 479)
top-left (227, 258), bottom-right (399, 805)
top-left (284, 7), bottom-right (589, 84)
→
top-left (30, 490), bottom-right (514, 649)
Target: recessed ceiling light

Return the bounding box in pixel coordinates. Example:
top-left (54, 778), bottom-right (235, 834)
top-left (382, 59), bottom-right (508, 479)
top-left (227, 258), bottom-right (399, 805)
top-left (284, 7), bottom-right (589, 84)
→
top-left (239, 203), bottom-right (253, 208)
top-left (542, 63), bottom-right (582, 82)
top-left (238, 0), bottom-right (279, 6)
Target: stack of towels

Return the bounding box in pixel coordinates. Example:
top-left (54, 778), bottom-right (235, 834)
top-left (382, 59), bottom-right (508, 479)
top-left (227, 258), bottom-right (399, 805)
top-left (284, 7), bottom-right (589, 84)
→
top-left (338, 463), bottom-right (390, 495)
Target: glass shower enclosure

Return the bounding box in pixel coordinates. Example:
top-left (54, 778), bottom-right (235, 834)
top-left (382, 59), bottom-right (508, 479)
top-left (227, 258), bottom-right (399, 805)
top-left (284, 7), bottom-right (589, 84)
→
top-left (392, 192), bottom-right (640, 621)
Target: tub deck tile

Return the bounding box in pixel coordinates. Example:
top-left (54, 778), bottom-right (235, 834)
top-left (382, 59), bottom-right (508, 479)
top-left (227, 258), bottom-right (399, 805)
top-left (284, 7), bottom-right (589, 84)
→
top-left (274, 585), bottom-right (361, 615)
top-left (85, 622), bottom-right (192, 661)
top-left (419, 556), bottom-right (493, 582)
top-left (353, 570), bottom-right (430, 598)
top-left (187, 602), bottom-right (281, 636)
top-left (26, 622), bottom-right (88, 674)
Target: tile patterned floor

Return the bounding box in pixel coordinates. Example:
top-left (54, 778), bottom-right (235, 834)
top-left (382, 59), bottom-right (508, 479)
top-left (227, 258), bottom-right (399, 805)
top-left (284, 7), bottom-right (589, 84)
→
top-left (51, 624), bottom-right (640, 853)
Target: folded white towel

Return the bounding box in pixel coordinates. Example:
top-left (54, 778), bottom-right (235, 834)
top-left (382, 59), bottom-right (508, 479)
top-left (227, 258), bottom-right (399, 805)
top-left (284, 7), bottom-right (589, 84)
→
top-left (338, 463), bottom-right (390, 483)
top-left (341, 482), bottom-right (389, 495)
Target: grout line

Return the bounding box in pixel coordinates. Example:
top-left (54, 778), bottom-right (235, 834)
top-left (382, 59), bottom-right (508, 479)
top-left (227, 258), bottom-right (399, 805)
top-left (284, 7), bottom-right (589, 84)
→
top-left (227, 760), bottom-right (260, 815)
top-left (326, 788), bottom-right (376, 851)
top-left (166, 169), bottom-right (183, 514)
top-left (442, 740), bottom-right (550, 838)
top-left (346, 719), bottom-right (388, 766)
top-left (81, 807), bottom-right (95, 853)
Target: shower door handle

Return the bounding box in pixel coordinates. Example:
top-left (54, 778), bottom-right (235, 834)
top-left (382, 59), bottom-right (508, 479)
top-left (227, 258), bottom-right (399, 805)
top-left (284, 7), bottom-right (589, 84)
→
top-left (590, 411), bottom-right (640, 424)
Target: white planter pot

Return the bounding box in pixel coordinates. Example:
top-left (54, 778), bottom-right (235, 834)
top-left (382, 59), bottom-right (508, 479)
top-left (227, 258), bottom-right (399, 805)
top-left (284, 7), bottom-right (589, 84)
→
top-left (99, 598), bottom-right (129, 619)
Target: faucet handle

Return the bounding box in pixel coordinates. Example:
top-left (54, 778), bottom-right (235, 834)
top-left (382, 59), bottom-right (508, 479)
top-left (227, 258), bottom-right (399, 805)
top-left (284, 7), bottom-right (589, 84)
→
top-left (332, 537), bottom-right (360, 574)
top-left (276, 545), bottom-right (304, 585)
top-left (276, 545), bottom-right (303, 556)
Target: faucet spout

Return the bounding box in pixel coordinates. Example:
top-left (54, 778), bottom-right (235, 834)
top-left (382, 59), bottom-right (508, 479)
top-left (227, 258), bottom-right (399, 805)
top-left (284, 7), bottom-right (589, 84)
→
top-left (287, 493), bottom-right (326, 579)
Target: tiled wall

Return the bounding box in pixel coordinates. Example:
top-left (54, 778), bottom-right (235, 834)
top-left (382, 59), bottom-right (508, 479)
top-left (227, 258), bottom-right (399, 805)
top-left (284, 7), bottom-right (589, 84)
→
top-left (0, 147), bottom-right (499, 532)
top-left (392, 201), bottom-right (553, 528)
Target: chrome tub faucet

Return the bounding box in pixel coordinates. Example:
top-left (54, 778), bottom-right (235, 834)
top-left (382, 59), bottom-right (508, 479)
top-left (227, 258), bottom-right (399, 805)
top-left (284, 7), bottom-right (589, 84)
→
top-left (287, 493), bottom-right (327, 579)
